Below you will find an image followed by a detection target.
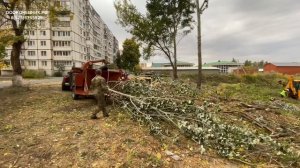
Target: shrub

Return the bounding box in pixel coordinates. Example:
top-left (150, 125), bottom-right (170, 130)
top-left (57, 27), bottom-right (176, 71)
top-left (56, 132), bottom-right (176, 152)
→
top-left (182, 73), bottom-right (289, 88)
top-left (53, 71), bottom-right (63, 77)
top-left (181, 74), bottom-right (241, 85)
top-left (23, 69), bottom-right (46, 79)
top-left (241, 74), bottom-right (258, 84)
top-left (241, 73), bottom-right (288, 88)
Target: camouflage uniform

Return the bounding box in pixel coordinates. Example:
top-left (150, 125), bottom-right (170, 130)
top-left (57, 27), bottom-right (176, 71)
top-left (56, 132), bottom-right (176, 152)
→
top-left (90, 75), bottom-right (109, 118)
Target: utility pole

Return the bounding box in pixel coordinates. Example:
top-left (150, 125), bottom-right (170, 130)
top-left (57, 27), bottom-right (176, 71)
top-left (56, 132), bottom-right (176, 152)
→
top-left (196, 0), bottom-right (209, 89)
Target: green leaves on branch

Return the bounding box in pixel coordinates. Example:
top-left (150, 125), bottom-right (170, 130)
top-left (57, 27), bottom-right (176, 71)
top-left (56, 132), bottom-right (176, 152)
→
top-left (114, 0), bottom-right (195, 63)
top-left (116, 38), bottom-right (141, 73)
top-left (0, 30), bottom-right (16, 60)
top-left (49, 2), bottom-right (73, 24)
top-left (111, 78), bottom-right (299, 166)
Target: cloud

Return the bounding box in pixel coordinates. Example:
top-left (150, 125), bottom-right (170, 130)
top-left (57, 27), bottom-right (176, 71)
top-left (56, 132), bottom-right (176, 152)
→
top-left (90, 0), bottom-right (300, 64)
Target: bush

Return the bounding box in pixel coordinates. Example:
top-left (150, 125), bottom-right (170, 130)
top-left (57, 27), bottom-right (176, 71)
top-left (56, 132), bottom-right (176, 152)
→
top-left (241, 73), bottom-right (288, 88)
top-left (181, 74), bottom-right (241, 85)
top-left (241, 74), bottom-right (258, 83)
top-left (53, 71), bottom-right (63, 77)
top-left (204, 74), bottom-right (242, 84)
top-left (181, 73), bottom-right (290, 88)
top-left (23, 69), bottom-right (46, 79)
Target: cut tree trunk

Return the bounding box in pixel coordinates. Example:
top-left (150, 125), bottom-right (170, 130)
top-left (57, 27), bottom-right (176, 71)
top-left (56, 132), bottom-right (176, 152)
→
top-left (10, 41), bottom-right (23, 87)
top-left (196, 0), bottom-right (203, 89)
top-left (173, 33), bottom-right (178, 80)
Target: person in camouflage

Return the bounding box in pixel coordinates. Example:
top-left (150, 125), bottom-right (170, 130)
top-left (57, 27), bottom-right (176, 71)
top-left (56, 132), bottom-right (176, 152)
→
top-left (90, 69), bottom-right (109, 119)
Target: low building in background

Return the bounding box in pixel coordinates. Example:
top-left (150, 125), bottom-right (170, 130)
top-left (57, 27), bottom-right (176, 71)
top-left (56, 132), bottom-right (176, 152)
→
top-left (139, 62), bottom-right (152, 68)
top-left (141, 60), bottom-right (219, 76)
top-left (264, 63), bottom-right (300, 75)
top-left (152, 61), bottom-right (194, 68)
top-left (232, 66), bottom-right (259, 75)
top-left (203, 61), bottom-right (243, 74)
top-left (141, 67), bottom-right (220, 76)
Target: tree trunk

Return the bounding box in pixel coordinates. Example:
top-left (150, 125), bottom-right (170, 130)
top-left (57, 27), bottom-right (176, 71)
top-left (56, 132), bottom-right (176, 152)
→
top-left (196, 0), bottom-right (203, 89)
top-left (11, 41), bottom-right (23, 87)
top-left (173, 33), bottom-right (178, 80)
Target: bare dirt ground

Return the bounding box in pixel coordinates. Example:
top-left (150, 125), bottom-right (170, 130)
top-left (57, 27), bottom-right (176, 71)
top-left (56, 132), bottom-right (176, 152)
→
top-left (0, 85), bottom-right (239, 168)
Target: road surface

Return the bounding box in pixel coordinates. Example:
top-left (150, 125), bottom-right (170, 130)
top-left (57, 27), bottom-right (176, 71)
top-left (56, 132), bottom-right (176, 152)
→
top-left (0, 77), bottom-right (62, 89)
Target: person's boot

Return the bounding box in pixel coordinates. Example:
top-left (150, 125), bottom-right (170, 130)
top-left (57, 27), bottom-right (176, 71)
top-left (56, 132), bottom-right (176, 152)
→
top-left (90, 114), bottom-right (98, 119)
top-left (102, 108), bottom-right (109, 117)
top-left (103, 112), bottom-right (109, 118)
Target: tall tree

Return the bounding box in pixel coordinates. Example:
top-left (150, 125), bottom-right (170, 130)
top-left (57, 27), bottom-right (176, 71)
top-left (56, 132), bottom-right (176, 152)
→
top-left (244, 60), bottom-right (252, 67)
top-left (0, 1), bottom-right (69, 86)
top-left (115, 0), bottom-right (195, 79)
top-left (232, 58), bottom-right (237, 63)
top-left (258, 60), bottom-right (265, 68)
top-left (115, 50), bottom-right (122, 68)
top-left (196, 0), bottom-right (208, 89)
top-left (119, 38), bottom-right (141, 72)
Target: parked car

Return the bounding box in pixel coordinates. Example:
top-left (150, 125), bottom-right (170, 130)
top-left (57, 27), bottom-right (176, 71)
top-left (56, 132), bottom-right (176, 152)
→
top-left (62, 72), bottom-right (72, 91)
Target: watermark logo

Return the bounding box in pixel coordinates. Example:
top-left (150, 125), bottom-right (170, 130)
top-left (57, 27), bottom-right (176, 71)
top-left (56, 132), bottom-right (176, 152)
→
top-left (6, 11), bottom-right (49, 20)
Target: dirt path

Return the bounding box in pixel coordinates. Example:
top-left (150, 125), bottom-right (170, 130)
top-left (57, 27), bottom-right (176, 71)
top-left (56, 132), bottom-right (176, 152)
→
top-left (0, 85), bottom-right (238, 168)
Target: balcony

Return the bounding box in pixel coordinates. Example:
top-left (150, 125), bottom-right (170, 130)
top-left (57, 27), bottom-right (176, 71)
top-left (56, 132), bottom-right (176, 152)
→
top-left (52, 36), bottom-right (72, 41)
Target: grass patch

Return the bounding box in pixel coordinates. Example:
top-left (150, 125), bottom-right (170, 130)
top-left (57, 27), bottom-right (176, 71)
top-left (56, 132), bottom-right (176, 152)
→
top-left (182, 73), bottom-right (289, 88)
top-left (238, 84), bottom-right (280, 102)
top-left (23, 69), bottom-right (46, 79)
top-left (182, 73), bottom-right (241, 85)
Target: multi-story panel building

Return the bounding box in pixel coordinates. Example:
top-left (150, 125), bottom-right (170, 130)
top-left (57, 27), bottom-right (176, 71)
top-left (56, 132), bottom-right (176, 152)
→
top-left (3, 0), bottom-right (119, 75)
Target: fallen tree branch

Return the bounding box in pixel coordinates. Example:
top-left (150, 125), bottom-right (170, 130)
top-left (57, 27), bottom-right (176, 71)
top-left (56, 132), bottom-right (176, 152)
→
top-left (108, 79), bottom-right (299, 167)
top-left (240, 112), bottom-right (275, 133)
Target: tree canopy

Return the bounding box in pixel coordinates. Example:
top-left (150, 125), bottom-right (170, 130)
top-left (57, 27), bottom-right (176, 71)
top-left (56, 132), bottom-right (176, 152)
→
top-left (118, 38), bottom-right (141, 72)
top-left (0, 30), bottom-right (13, 56)
top-left (115, 0), bottom-right (195, 79)
top-left (244, 60), bottom-right (267, 68)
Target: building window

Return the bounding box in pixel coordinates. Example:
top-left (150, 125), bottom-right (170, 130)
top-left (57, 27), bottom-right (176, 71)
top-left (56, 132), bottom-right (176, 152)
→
top-left (53, 41), bottom-right (71, 47)
top-left (39, 20), bottom-right (46, 28)
top-left (40, 31), bottom-right (46, 36)
top-left (41, 51), bottom-right (47, 56)
top-left (28, 41), bottom-right (35, 46)
top-left (41, 41), bottom-right (46, 46)
top-left (28, 61), bottom-right (36, 66)
top-left (53, 51), bottom-right (71, 56)
top-left (28, 51), bottom-right (36, 56)
top-left (54, 61), bottom-right (72, 66)
top-left (42, 61), bottom-right (47, 66)
top-left (53, 21), bottom-right (71, 27)
top-left (52, 31), bottom-right (71, 37)
top-left (29, 31), bottom-right (35, 36)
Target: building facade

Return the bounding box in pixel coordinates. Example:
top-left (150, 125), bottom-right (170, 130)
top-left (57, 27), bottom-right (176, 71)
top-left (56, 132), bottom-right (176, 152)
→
top-left (141, 67), bottom-right (220, 76)
top-left (152, 61), bottom-right (194, 68)
top-left (203, 61), bottom-right (243, 74)
top-left (264, 63), bottom-right (300, 75)
top-left (3, 0), bottom-right (119, 75)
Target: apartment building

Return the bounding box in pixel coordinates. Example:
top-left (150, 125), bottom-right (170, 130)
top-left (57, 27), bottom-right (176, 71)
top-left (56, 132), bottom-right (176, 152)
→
top-left (3, 0), bottom-right (119, 75)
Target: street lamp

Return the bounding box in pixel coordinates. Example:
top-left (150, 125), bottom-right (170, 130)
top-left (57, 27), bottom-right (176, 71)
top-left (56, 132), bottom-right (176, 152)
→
top-left (196, 0), bottom-right (209, 89)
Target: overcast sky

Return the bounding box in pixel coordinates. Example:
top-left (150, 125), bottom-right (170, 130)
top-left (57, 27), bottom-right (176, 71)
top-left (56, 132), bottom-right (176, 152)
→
top-left (90, 0), bottom-right (300, 64)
